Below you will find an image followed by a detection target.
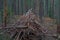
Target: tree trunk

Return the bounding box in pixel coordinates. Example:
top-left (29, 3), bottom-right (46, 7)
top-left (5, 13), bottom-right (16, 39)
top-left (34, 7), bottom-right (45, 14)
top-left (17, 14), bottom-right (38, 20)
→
top-left (39, 0), bottom-right (44, 22)
top-left (34, 0), bottom-right (39, 15)
top-left (4, 0), bottom-right (7, 27)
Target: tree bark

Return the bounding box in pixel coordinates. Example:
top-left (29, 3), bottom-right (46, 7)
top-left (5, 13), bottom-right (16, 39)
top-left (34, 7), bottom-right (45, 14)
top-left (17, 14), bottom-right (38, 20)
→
top-left (4, 0), bottom-right (7, 27)
top-left (34, 0), bottom-right (39, 15)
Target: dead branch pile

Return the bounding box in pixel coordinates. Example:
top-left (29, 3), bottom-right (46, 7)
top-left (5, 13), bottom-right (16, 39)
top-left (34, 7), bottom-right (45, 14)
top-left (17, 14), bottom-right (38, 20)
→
top-left (7, 10), bottom-right (56, 40)
top-left (7, 9), bottom-right (45, 40)
top-left (0, 9), bottom-right (57, 40)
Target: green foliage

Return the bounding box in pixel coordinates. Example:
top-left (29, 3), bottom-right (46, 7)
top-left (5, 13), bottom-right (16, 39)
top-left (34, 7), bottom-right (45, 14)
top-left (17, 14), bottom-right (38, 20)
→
top-left (48, 8), bottom-right (54, 18)
top-left (7, 7), bottom-right (14, 17)
top-left (0, 9), bottom-right (3, 23)
top-left (0, 33), bottom-right (10, 40)
top-left (0, 29), bottom-right (10, 40)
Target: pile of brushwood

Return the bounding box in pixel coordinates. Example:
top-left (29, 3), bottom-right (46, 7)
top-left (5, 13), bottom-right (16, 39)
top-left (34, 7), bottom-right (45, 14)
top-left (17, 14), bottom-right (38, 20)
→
top-left (10, 9), bottom-right (57, 40)
top-left (7, 9), bottom-right (57, 40)
top-left (9, 9), bottom-right (45, 40)
top-left (0, 9), bottom-right (57, 40)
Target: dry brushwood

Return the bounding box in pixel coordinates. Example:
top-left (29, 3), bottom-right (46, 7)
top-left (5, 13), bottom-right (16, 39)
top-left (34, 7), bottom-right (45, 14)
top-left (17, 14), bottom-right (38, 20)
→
top-left (8, 9), bottom-right (44, 40)
top-left (0, 9), bottom-right (57, 40)
top-left (42, 17), bottom-right (57, 36)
